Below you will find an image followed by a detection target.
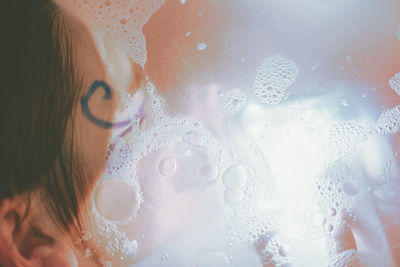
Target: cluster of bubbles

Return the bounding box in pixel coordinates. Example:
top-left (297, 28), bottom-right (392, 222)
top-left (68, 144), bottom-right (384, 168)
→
top-left (389, 71), bottom-right (400, 96)
top-left (84, 79), bottom-right (265, 265)
top-left (73, 1), bottom-right (400, 266)
top-left (87, 82), bottom-right (399, 266)
top-left (74, 0), bottom-right (165, 66)
top-left (376, 105), bottom-right (400, 135)
top-left (253, 55), bottom-right (299, 105)
top-left (86, 80), bottom-right (399, 266)
top-left (220, 88), bottom-right (247, 115)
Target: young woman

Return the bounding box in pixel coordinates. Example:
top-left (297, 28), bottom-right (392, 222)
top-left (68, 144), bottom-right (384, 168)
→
top-left (0, 0), bottom-right (118, 265)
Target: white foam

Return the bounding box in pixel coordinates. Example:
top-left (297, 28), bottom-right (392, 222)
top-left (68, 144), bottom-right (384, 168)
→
top-left (389, 71), bottom-right (400, 96)
top-left (253, 55), bottom-right (299, 104)
top-left (74, 0), bottom-right (165, 66)
top-left (221, 88), bottom-right (247, 115)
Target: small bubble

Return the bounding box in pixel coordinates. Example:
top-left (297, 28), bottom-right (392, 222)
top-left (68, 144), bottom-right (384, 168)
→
top-left (180, 0), bottom-right (186, 4)
top-left (328, 208), bottom-right (337, 217)
top-left (279, 245), bottom-right (290, 257)
top-left (197, 163), bottom-right (219, 182)
top-left (224, 189), bottom-right (244, 204)
top-left (197, 42), bottom-right (207, 50)
top-left (198, 251), bottom-right (230, 267)
top-left (158, 157), bottom-right (177, 176)
top-left (183, 130), bottom-right (202, 147)
top-left (327, 224), bottom-right (334, 232)
top-left (94, 179), bottom-right (141, 222)
top-left (186, 31), bottom-right (192, 36)
top-left (222, 165), bottom-right (248, 189)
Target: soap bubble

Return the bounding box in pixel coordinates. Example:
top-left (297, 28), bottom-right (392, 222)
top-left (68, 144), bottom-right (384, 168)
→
top-left (197, 163), bottom-right (219, 182)
top-left (158, 157), bottom-right (177, 176)
top-left (94, 178), bottom-right (142, 222)
top-left (222, 164), bottom-right (248, 189)
top-left (197, 251), bottom-right (230, 267)
top-left (224, 189), bottom-right (244, 204)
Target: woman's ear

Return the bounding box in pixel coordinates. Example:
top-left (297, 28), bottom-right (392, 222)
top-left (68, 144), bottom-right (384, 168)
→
top-left (0, 197), bottom-right (79, 267)
top-left (0, 197), bottom-right (34, 266)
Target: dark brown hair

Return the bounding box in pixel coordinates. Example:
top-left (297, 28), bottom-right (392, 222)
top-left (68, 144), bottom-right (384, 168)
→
top-left (0, 0), bottom-right (90, 236)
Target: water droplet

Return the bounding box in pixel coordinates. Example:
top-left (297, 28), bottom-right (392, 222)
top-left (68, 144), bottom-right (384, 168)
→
top-left (183, 130), bottom-right (202, 147)
top-left (198, 251), bottom-right (230, 267)
top-left (224, 189), bottom-right (244, 204)
top-left (197, 42), bottom-right (207, 50)
top-left (312, 213), bottom-right (326, 227)
top-left (158, 157), bottom-right (177, 176)
top-left (197, 163), bottom-right (219, 182)
top-left (222, 165), bottom-right (248, 189)
top-left (180, 0), bottom-right (186, 4)
top-left (186, 31), bottom-right (192, 37)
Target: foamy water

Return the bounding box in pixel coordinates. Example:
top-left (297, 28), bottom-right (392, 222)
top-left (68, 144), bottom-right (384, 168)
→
top-left (70, 0), bottom-right (400, 266)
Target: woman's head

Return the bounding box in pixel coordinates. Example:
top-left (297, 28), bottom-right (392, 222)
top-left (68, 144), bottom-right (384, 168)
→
top-left (0, 0), bottom-right (116, 265)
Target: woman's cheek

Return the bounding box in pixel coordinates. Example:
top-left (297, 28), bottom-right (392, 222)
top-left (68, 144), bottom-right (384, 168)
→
top-left (75, 88), bottom-right (117, 179)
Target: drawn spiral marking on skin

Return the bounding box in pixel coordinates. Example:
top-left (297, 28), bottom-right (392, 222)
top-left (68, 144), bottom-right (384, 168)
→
top-left (81, 80), bottom-right (114, 129)
top-left (81, 80), bottom-right (136, 129)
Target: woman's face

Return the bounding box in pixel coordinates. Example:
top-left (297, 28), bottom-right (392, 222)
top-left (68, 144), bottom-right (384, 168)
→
top-left (73, 21), bottom-right (117, 182)
top-left (7, 12), bottom-right (130, 266)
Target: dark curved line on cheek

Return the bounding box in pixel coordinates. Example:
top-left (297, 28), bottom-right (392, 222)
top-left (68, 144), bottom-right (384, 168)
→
top-left (80, 80), bottom-right (114, 129)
